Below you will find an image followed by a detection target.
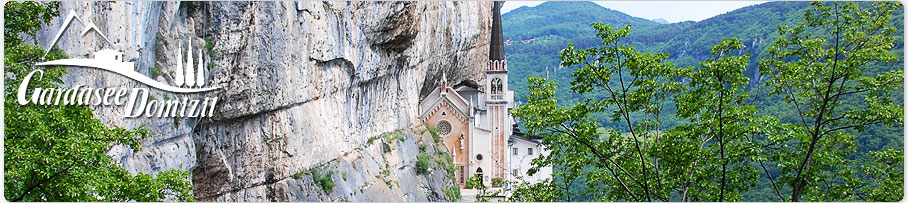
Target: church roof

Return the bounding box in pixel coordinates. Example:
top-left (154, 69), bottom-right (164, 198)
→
top-left (511, 123), bottom-right (540, 140)
top-left (418, 82), bottom-right (472, 123)
top-left (489, 1), bottom-right (505, 61)
top-left (454, 79), bottom-right (482, 91)
top-left (510, 133), bottom-right (541, 144)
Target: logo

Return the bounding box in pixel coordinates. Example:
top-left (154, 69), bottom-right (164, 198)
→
top-left (17, 10), bottom-right (220, 118)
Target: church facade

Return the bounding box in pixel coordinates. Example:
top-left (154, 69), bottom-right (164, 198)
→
top-left (417, 2), bottom-right (551, 188)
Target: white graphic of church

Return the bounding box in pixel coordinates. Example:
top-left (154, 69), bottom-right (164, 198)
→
top-left (38, 9), bottom-right (218, 93)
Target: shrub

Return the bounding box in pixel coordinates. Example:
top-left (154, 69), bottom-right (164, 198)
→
top-left (416, 154), bottom-right (431, 175)
top-left (444, 186), bottom-right (462, 200)
top-left (391, 132), bottom-right (406, 143)
top-left (491, 177), bottom-right (504, 187)
top-left (150, 63), bottom-right (162, 79)
top-left (204, 36), bottom-right (219, 58)
top-left (310, 170), bottom-right (336, 193)
top-left (381, 143), bottom-right (391, 153)
top-left (465, 174), bottom-right (483, 189)
top-left (426, 126), bottom-right (441, 143)
top-left (435, 155), bottom-right (456, 177)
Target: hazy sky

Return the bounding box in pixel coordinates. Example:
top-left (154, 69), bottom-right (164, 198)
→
top-left (502, 1), bottom-right (766, 23)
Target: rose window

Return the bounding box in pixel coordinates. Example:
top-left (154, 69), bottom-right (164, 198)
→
top-left (438, 120), bottom-right (452, 136)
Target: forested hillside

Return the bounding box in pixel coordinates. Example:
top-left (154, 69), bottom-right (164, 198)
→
top-left (502, 1), bottom-right (904, 201)
top-left (504, 0), bottom-right (902, 132)
top-left (506, 1), bottom-right (902, 100)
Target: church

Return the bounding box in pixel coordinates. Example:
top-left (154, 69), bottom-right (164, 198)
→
top-left (417, 2), bottom-right (552, 189)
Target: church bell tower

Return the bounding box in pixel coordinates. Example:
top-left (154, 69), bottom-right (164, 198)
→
top-left (485, 1), bottom-right (512, 180)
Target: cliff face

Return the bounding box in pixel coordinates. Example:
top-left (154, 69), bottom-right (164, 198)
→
top-left (36, 1), bottom-right (490, 201)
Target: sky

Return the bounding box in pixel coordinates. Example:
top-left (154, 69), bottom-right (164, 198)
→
top-left (502, 1), bottom-right (766, 23)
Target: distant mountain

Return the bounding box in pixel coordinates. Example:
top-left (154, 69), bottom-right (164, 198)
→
top-left (503, 1), bottom-right (903, 99)
top-left (502, 1), bottom-right (696, 105)
top-left (651, 2), bottom-right (812, 86)
top-left (502, 1), bottom-right (658, 41)
top-left (651, 18), bottom-right (670, 24)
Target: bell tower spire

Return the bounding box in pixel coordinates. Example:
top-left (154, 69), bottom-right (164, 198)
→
top-left (489, 1), bottom-right (505, 61)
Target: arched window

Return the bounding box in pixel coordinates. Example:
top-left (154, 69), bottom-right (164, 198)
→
top-left (475, 167), bottom-right (484, 185)
top-left (490, 78), bottom-right (502, 94)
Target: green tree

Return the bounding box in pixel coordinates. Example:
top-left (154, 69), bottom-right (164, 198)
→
top-left (659, 38), bottom-right (762, 201)
top-left (759, 1), bottom-right (903, 201)
top-left (507, 179), bottom-right (564, 202)
top-left (4, 2), bottom-right (194, 201)
top-left (510, 2), bottom-right (903, 201)
top-left (512, 23), bottom-right (689, 201)
top-left (861, 149), bottom-right (904, 202)
top-left (465, 174), bottom-right (496, 202)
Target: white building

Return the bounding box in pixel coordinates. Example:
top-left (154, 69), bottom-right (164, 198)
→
top-left (508, 132), bottom-right (552, 185)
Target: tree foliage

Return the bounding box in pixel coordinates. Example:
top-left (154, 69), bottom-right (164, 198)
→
top-left (4, 2), bottom-right (194, 201)
top-left (659, 38), bottom-right (763, 201)
top-left (512, 23), bottom-right (689, 201)
top-left (508, 2), bottom-right (903, 202)
top-left (759, 2), bottom-right (903, 201)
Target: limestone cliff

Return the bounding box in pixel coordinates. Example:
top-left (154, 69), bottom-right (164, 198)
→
top-left (36, 1), bottom-right (490, 201)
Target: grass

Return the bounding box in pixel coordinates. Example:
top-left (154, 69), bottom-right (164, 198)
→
top-left (391, 133), bottom-right (406, 143)
top-left (383, 131), bottom-right (406, 143)
top-left (379, 168), bottom-right (393, 188)
top-left (292, 170), bottom-right (305, 179)
top-left (379, 131), bottom-right (408, 154)
top-left (380, 168), bottom-right (390, 177)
